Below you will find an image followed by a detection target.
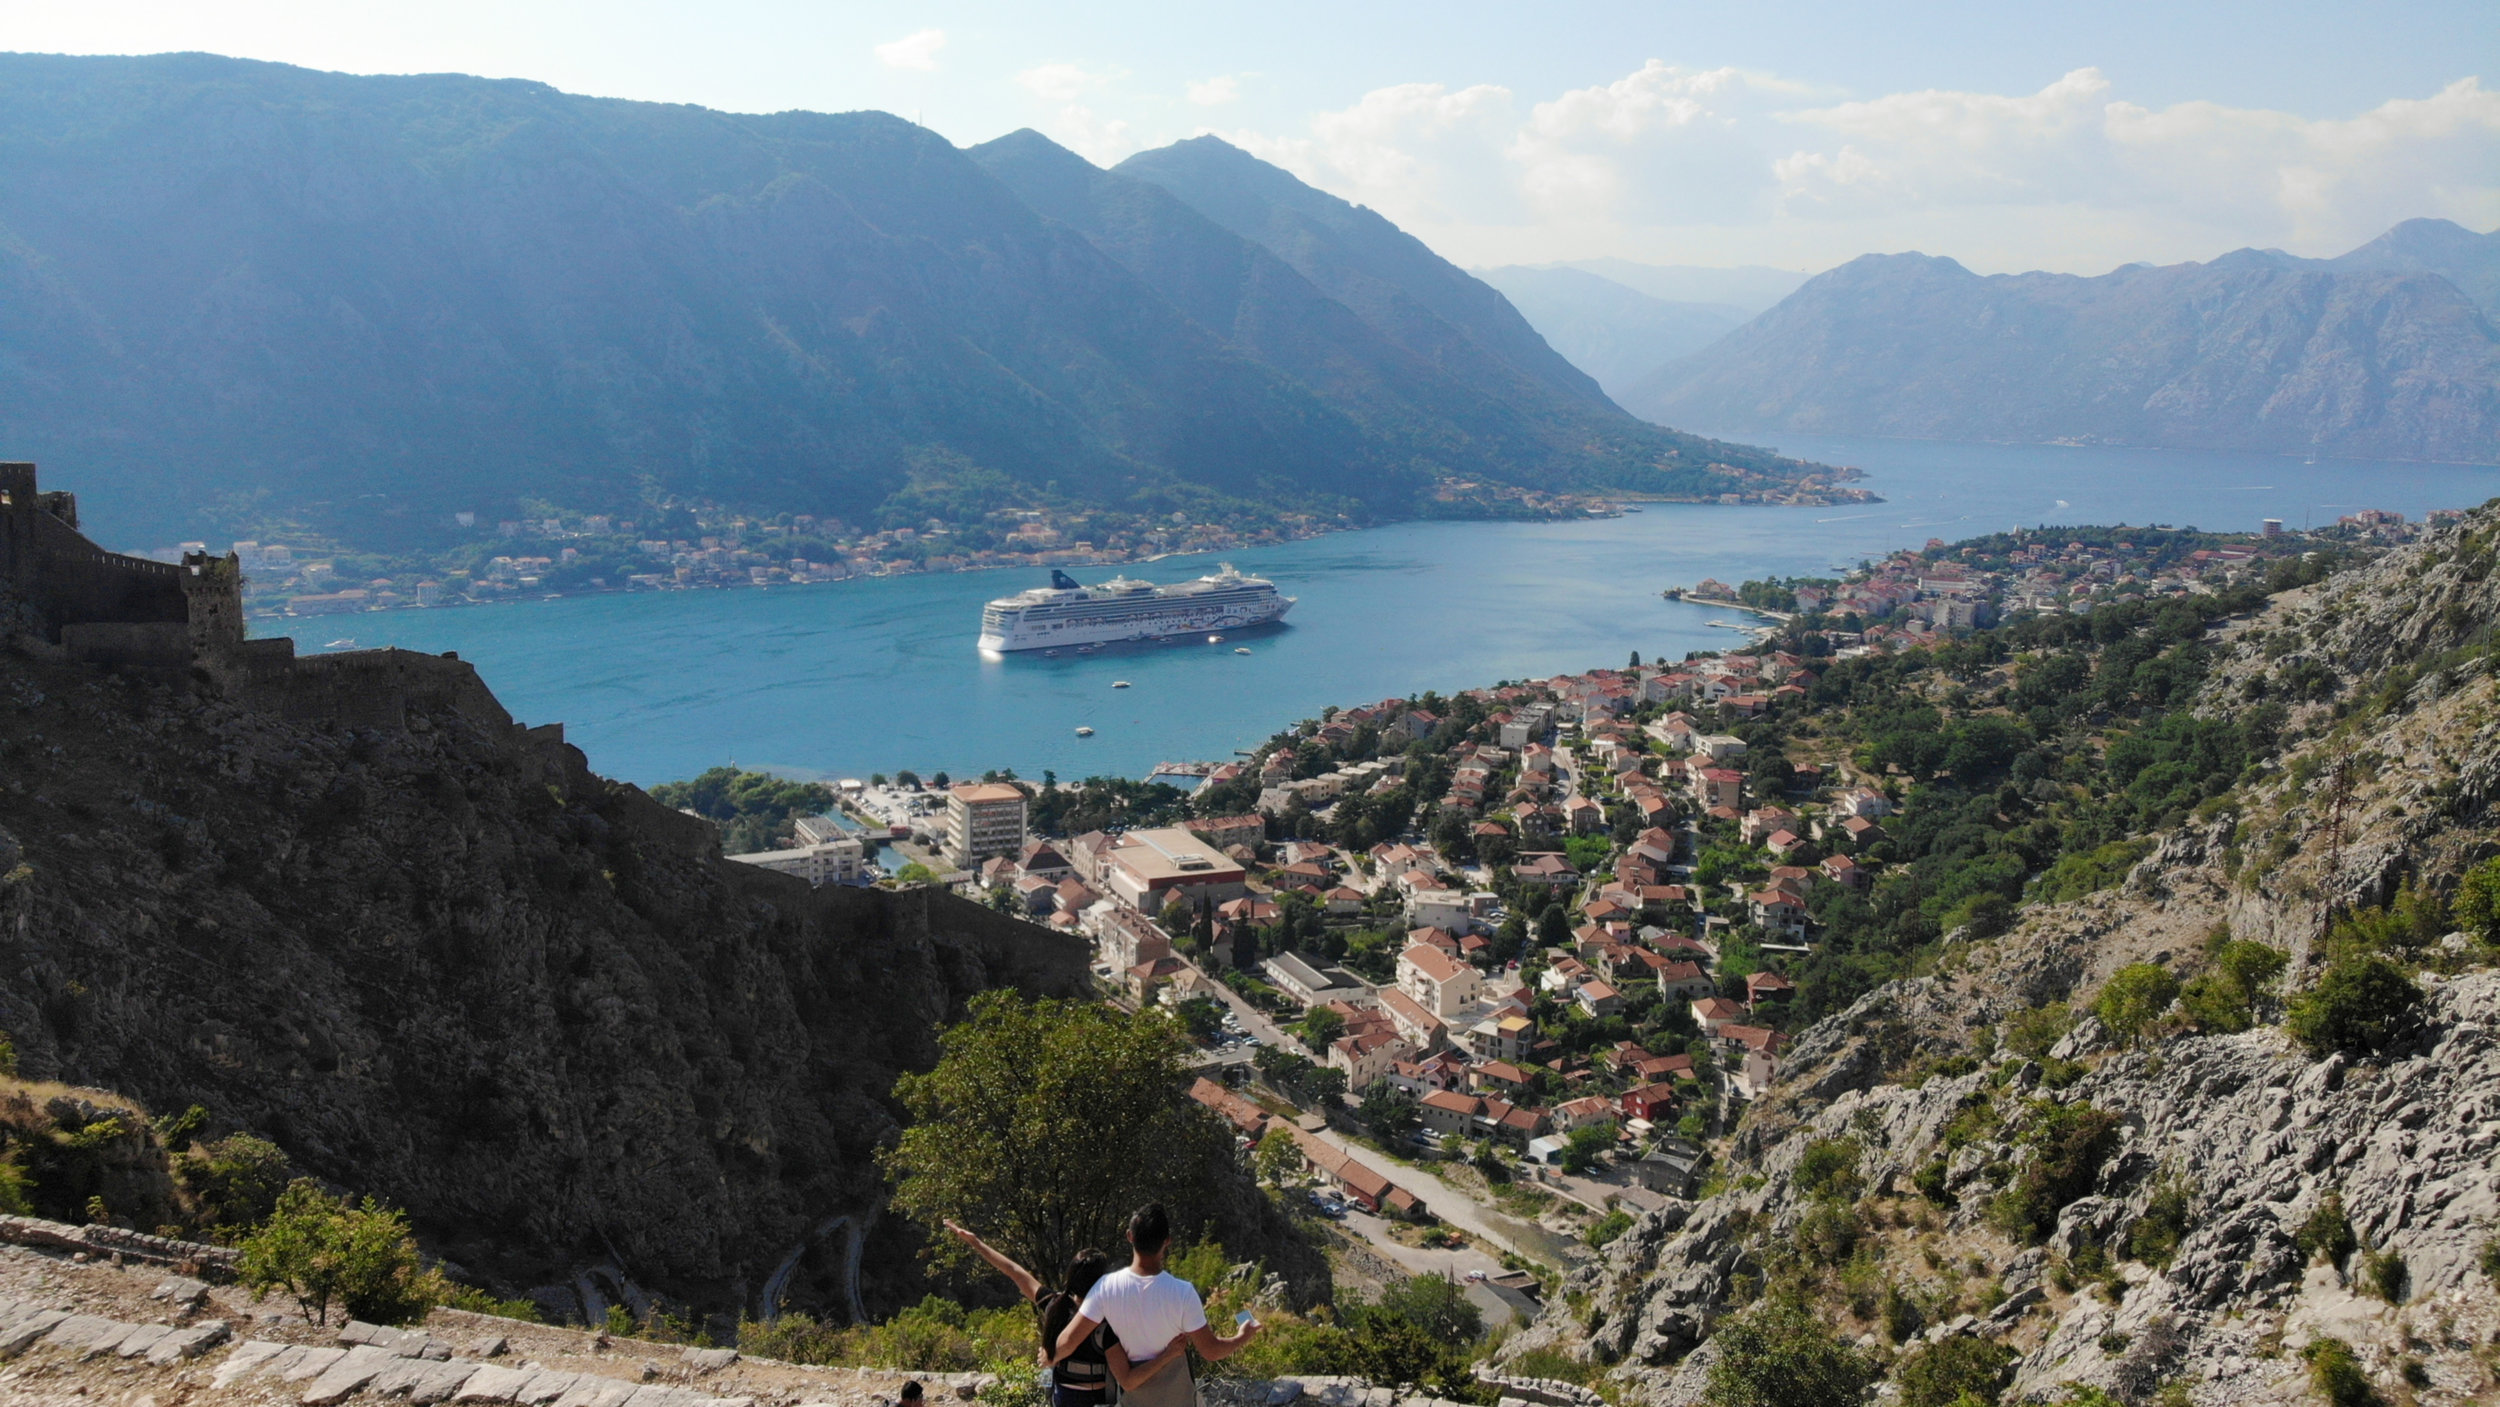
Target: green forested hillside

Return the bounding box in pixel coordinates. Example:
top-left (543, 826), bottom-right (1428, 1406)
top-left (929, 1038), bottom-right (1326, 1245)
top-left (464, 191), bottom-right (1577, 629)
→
top-left (0, 53), bottom-right (1825, 551)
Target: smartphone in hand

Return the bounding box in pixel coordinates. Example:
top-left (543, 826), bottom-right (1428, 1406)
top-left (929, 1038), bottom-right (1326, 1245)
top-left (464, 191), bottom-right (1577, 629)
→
top-left (1235, 1311), bottom-right (1258, 1330)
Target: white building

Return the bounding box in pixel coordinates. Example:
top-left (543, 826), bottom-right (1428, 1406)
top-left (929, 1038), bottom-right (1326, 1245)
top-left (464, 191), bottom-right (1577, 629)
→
top-left (1396, 943), bottom-right (1483, 1019)
top-left (944, 782), bottom-right (1029, 869)
top-left (727, 837), bottom-right (869, 887)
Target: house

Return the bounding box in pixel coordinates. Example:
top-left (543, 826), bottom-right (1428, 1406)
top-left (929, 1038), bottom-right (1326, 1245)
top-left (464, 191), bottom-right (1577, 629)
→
top-left (1654, 960), bottom-right (1717, 1003)
top-left (1748, 889), bottom-right (1809, 938)
top-left (1288, 1128), bottom-right (1420, 1216)
top-left (1327, 1029), bottom-right (1413, 1090)
top-left (1691, 997), bottom-right (1744, 1034)
top-left (1016, 839), bottom-right (1075, 880)
top-left (1694, 733), bottom-right (1748, 761)
top-left (1466, 1012), bottom-right (1535, 1063)
top-left (1099, 827), bottom-right (1250, 912)
top-left (1128, 955), bottom-right (1188, 1004)
top-left (1418, 1089), bottom-right (1481, 1137)
top-left (1717, 1024), bottom-right (1791, 1061)
top-left (1621, 1082), bottom-right (1680, 1122)
top-left (1634, 1052), bottom-right (1697, 1084)
top-left (1397, 943), bottom-right (1484, 1017)
top-left (1540, 954), bottom-right (1595, 996)
top-left (1512, 852), bottom-right (1580, 887)
top-left (1742, 808), bottom-right (1801, 846)
top-left (1386, 1050), bottom-right (1471, 1096)
top-left (1746, 971), bottom-right (1797, 1009)
top-left (1264, 952), bottom-right (1369, 1007)
top-left (1820, 854), bottom-right (1867, 890)
top-left (1323, 885), bottom-right (1366, 916)
top-left (1189, 1077), bottom-right (1273, 1140)
top-left (1765, 830), bottom-right (1805, 860)
top-left (1564, 796), bottom-right (1607, 834)
top-left (1634, 1140), bottom-right (1705, 1197)
top-left (1188, 814), bottom-right (1266, 852)
top-left (1694, 768), bottom-right (1744, 811)
top-left (1574, 979), bottom-right (1622, 1018)
top-left (1554, 1095), bottom-right (1619, 1132)
top-left (1378, 987), bottom-right (1449, 1053)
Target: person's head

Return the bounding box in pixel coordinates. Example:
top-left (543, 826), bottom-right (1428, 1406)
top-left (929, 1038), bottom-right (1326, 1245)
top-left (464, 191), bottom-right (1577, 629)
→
top-left (900, 1383), bottom-right (924, 1406)
top-left (1064, 1247), bottom-right (1110, 1298)
top-left (1126, 1203), bottom-right (1171, 1262)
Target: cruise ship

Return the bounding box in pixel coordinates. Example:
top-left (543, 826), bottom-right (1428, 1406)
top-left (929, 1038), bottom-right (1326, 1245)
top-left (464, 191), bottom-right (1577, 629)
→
top-left (978, 565), bottom-right (1293, 652)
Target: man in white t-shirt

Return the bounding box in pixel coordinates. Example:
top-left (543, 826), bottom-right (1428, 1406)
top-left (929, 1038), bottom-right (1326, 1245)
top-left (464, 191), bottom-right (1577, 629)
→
top-left (1053, 1204), bottom-right (1258, 1405)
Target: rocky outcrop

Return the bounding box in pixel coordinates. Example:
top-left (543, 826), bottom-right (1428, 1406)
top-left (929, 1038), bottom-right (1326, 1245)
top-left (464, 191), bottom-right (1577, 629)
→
top-left (0, 638), bottom-right (1092, 1322)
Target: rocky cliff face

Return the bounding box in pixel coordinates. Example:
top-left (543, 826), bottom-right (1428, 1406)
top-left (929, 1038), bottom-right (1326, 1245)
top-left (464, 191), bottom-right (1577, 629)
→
top-left (1630, 224), bottom-right (2500, 465)
top-left (0, 637), bottom-right (1094, 1323)
top-left (1504, 505), bottom-right (2500, 1404)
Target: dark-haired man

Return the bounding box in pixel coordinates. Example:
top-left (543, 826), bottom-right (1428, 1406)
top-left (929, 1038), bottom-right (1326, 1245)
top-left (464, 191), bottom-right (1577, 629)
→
top-left (1052, 1204), bottom-right (1257, 1407)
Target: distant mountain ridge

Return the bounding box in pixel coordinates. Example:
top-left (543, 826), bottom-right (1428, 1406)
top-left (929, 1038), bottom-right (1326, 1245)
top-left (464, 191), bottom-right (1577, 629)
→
top-left (0, 53), bottom-right (1825, 551)
top-left (1629, 221), bottom-right (2500, 464)
top-left (1469, 265), bottom-right (1750, 400)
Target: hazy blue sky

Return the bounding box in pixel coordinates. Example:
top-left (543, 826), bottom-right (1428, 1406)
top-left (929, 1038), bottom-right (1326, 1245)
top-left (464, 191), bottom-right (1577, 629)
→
top-left (8, 1), bottom-right (2494, 274)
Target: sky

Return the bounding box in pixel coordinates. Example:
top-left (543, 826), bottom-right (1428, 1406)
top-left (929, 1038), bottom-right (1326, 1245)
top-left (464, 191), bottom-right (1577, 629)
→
top-left (5, 0), bottom-right (2495, 276)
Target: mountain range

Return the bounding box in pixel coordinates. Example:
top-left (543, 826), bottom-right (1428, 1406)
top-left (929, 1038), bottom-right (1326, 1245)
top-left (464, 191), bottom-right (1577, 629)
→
top-left (1621, 219), bottom-right (2500, 463)
top-left (0, 52), bottom-right (1820, 551)
top-left (1465, 265), bottom-right (1754, 402)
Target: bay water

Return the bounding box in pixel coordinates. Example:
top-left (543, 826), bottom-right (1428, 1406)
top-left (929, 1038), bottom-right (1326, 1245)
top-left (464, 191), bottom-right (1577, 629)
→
top-left (294, 436), bottom-right (2497, 787)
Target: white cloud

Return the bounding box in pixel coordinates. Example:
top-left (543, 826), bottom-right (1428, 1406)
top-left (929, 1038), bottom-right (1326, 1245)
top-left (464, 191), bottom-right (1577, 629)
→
top-left (874, 28), bottom-right (946, 72)
top-left (1224, 63), bottom-right (2500, 273)
top-left (1018, 63), bottom-right (1121, 103)
top-left (1186, 75), bottom-right (1242, 107)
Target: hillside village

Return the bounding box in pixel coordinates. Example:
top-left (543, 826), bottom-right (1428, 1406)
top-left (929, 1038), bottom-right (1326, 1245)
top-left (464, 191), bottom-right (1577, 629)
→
top-left (751, 518), bottom-right (2372, 1254)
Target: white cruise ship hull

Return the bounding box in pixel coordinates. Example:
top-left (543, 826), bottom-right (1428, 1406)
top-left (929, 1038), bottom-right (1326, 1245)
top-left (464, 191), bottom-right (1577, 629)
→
top-left (980, 595), bottom-right (1291, 652)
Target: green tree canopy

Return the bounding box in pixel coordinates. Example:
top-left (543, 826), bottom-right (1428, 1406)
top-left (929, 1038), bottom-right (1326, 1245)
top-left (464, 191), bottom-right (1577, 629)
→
top-left (884, 993), bottom-right (1227, 1279)
top-left (2286, 956), bottom-right (2423, 1058)
top-left (2094, 963), bottom-right (2180, 1045)
top-left (1703, 1300), bottom-right (1875, 1407)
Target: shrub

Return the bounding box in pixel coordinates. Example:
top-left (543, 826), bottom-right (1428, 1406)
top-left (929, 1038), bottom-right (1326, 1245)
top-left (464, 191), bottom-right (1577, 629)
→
top-left (174, 1132), bottom-right (293, 1239)
top-left (2456, 857), bottom-right (2500, 947)
top-left (2124, 1176), bottom-right (2195, 1269)
top-left (1701, 1300), bottom-right (1874, 1407)
top-left (237, 1180), bottom-right (433, 1326)
top-left (1797, 1202), bottom-right (1862, 1267)
top-left (2178, 940), bottom-right (2287, 1034)
top-left (2301, 1336), bottom-right (2382, 1407)
top-left (1793, 1138), bottom-right (1864, 1202)
top-left (1990, 1101), bottom-right (2121, 1243)
top-left (2359, 1246), bottom-right (2407, 1304)
top-left (1584, 1210), bottom-right (1634, 1249)
top-left (1912, 1158), bottom-right (1951, 1205)
top-left (1999, 1002), bottom-right (2073, 1061)
top-left (1892, 1334), bottom-right (2016, 1407)
top-left (2286, 957), bottom-right (2423, 1057)
top-left (2296, 1193), bottom-right (2357, 1269)
top-left (2481, 1231), bottom-right (2500, 1285)
top-left (2094, 963), bottom-right (2180, 1046)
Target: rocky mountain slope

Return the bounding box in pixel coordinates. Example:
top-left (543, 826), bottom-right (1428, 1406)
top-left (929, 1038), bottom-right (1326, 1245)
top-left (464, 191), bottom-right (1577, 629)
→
top-left (970, 132), bottom-right (1808, 507)
top-left (0, 54), bottom-right (1823, 552)
top-left (0, 626), bottom-right (1111, 1320)
top-left (1501, 503), bottom-right (2500, 1404)
top-left (1466, 267), bottom-right (1747, 403)
top-left (1630, 221), bottom-right (2500, 464)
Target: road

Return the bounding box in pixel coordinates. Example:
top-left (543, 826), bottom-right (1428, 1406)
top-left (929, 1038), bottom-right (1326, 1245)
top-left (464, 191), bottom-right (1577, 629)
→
top-left (1194, 962), bottom-right (1310, 1058)
top-left (1333, 1207), bottom-right (1535, 1328)
top-left (1294, 1122), bottom-right (1581, 1267)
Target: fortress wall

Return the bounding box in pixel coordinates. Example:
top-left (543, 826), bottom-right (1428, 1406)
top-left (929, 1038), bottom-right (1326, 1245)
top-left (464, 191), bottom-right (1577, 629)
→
top-left (228, 648), bottom-right (514, 732)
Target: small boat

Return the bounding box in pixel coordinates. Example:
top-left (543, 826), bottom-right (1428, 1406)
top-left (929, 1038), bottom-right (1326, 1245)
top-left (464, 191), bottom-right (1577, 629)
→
top-left (1075, 726), bottom-right (1095, 737)
top-left (1112, 680), bottom-right (1132, 689)
top-left (1207, 634), bottom-right (1224, 643)
top-left (1234, 647), bottom-right (1252, 655)
top-left (324, 638), bottom-right (356, 650)
top-left (1044, 650), bottom-right (1060, 657)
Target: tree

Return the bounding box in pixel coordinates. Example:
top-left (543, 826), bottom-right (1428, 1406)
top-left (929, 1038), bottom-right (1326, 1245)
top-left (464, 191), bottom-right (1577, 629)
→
top-left (2455, 856), bottom-right (2500, 947)
top-left (1297, 1005), bottom-right (1348, 1048)
top-left (174, 1133), bottom-right (293, 1236)
top-left (2094, 963), bottom-right (2179, 1045)
top-left (1893, 1335), bottom-right (2017, 1407)
top-left (1359, 1082), bottom-right (1421, 1143)
top-left (2179, 939), bottom-right (2287, 1033)
top-left (1558, 1124), bottom-right (1613, 1174)
top-left (1255, 1127), bottom-right (1301, 1187)
top-left (237, 1180), bottom-right (434, 1326)
top-left (1175, 997), bottom-right (1228, 1044)
top-left (1702, 1299), bottom-right (1874, 1407)
top-left (893, 861), bottom-right (940, 886)
top-left (1369, 1273), bottom-right (1483, 1344)
top-left (2286, 956), bottom-right (2423, 1058)
top-left (884, 993), bottom-right (1226, 1279)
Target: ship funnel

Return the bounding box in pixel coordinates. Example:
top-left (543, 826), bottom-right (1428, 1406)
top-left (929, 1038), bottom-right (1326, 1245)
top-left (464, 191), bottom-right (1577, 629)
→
top-left (1050, 569), bottom-right (1082, 590)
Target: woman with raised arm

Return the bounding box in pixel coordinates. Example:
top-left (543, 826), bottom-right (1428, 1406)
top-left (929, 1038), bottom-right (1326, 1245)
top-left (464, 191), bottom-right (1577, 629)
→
top-left (944, 1220), bottom-right (1183, 1407)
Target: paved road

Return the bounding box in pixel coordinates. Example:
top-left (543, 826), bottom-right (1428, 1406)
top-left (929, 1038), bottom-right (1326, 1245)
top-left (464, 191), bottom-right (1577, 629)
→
top-left (1196, 963), bottom-right (1310, 1058)
top-left (1294, 1123), bottom-right (1580, 1267)
top-left (1333, 1207), bottom-right (1532, 1328)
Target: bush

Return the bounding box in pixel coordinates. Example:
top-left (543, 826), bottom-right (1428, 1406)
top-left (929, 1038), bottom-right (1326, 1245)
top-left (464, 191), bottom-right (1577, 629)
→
top-left (1999, 1002), bottom-right (2073, 1061)
top-left (1793, 1138), bottom-right (1863, 1203)
top-left (2286, 957), bottom-right (2423, 1057)
top-left (237, 1180), bottom-right (433, 1326)
top-left (173, 1133), bottom-right (293, 1239)
top-left (2301, 1337), bottom-right (2382, 1407)
top-left (1797, 1202), bottom-right (1862, 1267)
top-left (1892, 1334), bottom-right (2016, 1407)
top-left (2296, 1193), bottom-right (2357, 1268)
top-left (1584, 1210), bottom-right (1634, 1249)
top-left (2178, 940), bottom-right (2287, 1034)
top-left (1702, 1300), bottom-right (1874, 1407)
top-left (2124, 1176), bottom-right (2195, 1269)
top-left (2359, 1246), bottom-right (2407, 1304)
top-left (1990, 1101), bottom-right (2121, 1243)
top-left (2094, 963), bottom-right (2180, 1045)
top-left (2456, 857), bottom-right (2500, 947)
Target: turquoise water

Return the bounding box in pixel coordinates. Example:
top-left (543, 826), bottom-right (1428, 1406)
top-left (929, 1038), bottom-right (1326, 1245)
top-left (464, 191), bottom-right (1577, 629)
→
top-left (291, 436), bottom-right (2497, 786)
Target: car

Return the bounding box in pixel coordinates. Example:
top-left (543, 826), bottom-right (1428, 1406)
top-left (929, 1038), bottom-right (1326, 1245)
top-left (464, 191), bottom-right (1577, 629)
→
top-left (1464, 1269), bottom-right (1487, 1283)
